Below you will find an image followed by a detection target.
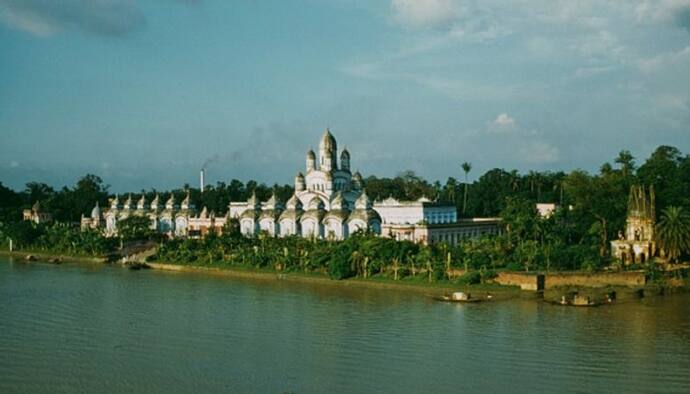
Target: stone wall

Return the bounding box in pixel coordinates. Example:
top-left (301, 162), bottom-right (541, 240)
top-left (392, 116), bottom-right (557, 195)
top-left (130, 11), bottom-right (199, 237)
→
top-left (495, 271), bottom-right (646, 291)
top-left (544, 271), bottom-right (646, 289)
top-left (495, 272), bottom-right (542, 291)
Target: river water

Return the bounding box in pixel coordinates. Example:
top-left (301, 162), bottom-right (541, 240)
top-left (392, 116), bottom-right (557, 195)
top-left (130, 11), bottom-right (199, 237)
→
top-left (1, 257), bottom-right (690, 393)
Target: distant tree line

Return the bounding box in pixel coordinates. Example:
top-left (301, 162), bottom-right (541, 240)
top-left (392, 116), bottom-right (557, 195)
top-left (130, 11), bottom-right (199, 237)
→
top-left (1, 145), bottom-right (689, 270)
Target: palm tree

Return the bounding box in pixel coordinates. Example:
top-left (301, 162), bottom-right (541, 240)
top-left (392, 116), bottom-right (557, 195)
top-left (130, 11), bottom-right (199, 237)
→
top-left (655, 206), bottom-right (690, 262)
top-left (509, 170), bottom-right (520, 192)
top-left (461, 162), bottom-right (472, 216)
top-left (614, 150), bottom-right (635, 177)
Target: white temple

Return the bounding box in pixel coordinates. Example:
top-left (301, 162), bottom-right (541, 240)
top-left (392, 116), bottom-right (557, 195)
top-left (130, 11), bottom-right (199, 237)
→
top-left (83, 129), bottom-right (501, 244)
top-left (229, 129), bottom-right (381, 239)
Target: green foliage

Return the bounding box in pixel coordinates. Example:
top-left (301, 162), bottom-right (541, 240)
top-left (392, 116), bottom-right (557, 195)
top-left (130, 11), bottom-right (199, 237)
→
top-left (2, 144), bottom-right (689, 275)
top-left (0, 221), bottom-right (116, 256)
top-left (655, 206), bottom-right (690, 262)
top-left (116, 216), bottom-right (155, 242)
top-left (0, 221), bottom-right (46, 248)
top-left (457, 271), bottom-right (481, 285)
top-left (0, 182), bottom-right (23, 223)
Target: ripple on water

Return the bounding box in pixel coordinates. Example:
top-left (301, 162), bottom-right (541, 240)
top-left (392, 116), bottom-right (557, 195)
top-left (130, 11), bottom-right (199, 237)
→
top-left (2, 261), bottom-right (690, 393)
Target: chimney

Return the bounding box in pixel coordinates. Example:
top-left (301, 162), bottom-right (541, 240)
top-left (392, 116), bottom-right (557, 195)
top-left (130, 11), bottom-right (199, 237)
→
top-left (200, 169), bottom-right (205, 193)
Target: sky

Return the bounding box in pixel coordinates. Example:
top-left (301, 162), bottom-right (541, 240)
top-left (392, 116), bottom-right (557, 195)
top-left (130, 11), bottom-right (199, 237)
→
top-left (1, 0), bottom-right (689, 193)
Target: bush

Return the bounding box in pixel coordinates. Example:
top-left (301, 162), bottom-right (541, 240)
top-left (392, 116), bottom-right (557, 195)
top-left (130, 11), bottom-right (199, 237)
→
top-left (457, 271), bottom-right (481, 285)
top-left (505, 262), bottom-right (522, 271)
top-left (328, 253), bottom-right (354, 280)
top-left (480, 268), bottom-right (497, 283)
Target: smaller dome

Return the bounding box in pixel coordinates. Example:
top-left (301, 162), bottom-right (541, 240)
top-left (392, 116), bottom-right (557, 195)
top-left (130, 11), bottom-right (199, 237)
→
top-left (247, 191), bottom-right (259, 208)
top-left (91, 202), bottom-right (101, 219)
top-left (165, 195), bottom-right (175, 209)
top-left (308, 196), bottom-right (325, 211)
top-left (263, 194), bottom-right (282, 211)
top-left (330, 192), bottom-right (348, 211)
top-left (150, 194), bottom-right (161, 210)
top-left (306, 150), bottom-right (316, 159)
top-left (286, 194), bottom-right (303, 210)
top-left (295, 172), bottom-right (305, 180)
top-left (181, 191), bottom-right (193, 210)
top-left (340, 148), bottom-right (350, 159)
top-left (355, 190), bottom-right (372, 210)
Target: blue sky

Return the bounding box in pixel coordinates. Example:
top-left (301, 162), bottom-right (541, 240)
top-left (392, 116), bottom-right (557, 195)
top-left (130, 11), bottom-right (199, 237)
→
top-left (1, 0), bottom-right (689, 192)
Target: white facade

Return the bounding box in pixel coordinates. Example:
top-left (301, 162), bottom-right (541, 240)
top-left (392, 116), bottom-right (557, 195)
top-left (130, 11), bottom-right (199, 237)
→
top-left (228, 130), bottom-right (381, 240)
top-left (82, 192), bottom-right (199, 238)
top-left (374, 197), bottom-right (457, 225)
top-left (84, 130), bottom-right (501, 244)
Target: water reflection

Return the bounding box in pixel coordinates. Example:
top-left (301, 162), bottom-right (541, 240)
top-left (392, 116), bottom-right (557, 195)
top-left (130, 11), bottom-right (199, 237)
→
top-left (1, 259), bottom-right (689, 393)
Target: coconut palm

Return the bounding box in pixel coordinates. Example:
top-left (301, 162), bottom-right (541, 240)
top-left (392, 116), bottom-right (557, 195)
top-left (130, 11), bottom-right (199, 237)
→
top-left (655, 206), bottom-right (690, 262)
top-left (461, 162), bottom-right (472, 216)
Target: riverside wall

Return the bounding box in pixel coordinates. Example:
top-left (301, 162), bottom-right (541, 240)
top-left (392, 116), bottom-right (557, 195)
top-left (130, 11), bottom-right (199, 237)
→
top-left (495, 271), bottom-right (646, 291)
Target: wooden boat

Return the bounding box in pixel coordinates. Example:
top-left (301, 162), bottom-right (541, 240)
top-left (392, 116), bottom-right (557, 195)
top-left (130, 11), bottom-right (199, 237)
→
top-left (434, 292), bottom-right (483, 303)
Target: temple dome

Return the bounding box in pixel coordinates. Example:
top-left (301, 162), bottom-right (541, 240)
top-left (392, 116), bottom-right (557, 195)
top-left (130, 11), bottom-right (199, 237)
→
top-left (355, 190), bottom-right (372, 210)
top-left (331, 192), bottom-right (347, 211)
top-left (286, 194), bottom-right (303, 210)
top-left (340, 149), bottom-right (350, 159)
top-left (319, 129), bottom-right (337, 152)
top-left (165, 195), bottom-right (175, 210)
top-left (150, 194), bottom-right (161, 210)
top-left (308, 196), bottom-right (325, 211)
top-left (91, 202), bottom-right (101, 219)
top-left (247, 191), bottom-right (260, 208)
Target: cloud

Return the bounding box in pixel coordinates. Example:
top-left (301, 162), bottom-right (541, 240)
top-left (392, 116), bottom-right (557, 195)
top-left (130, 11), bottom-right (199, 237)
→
top-left (0, 0), bottom-right (145, 37)
top-left (391, 0), bottom-right (461, 29)
top-left (636, 0), bottom-right (690, 31)
top-left (485, 113), bottom-right (520, 134)
top-left (573, 65), bottom-right (615, 79)
top-left (480, 114), bottom-right (561, 164)
top-left (637, 45), bottom-right (690, 73)
top-left (492, 113), bottom-right (515, 128)
top-left (390, 0), bottom-right (509, 43)
top-left (0, 0), bottom-right (199, 37)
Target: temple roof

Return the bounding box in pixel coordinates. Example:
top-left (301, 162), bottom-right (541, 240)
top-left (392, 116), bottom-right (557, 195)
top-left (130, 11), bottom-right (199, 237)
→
top-left (91, 202), bottom-right (101, 218)
top-left (319, 128), bottom-right (337, 152)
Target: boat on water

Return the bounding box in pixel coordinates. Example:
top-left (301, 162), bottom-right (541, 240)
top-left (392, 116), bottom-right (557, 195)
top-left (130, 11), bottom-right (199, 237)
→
top-left (434, 292), bottom-right (484, 303)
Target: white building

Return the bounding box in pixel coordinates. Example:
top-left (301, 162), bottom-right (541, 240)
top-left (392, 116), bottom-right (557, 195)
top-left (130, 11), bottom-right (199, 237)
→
top-left (84, 130), bottom-right (501, 244)
top-left (229, 129), bottom-right (381, 240)
top-left (82, 192), bottom-right (199, 238)
top-left (227, 130), bottom-right (500, 243)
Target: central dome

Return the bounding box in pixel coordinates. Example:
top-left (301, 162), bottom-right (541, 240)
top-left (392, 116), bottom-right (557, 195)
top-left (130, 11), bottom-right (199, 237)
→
top-left (319, 128), bottom-right (337, 152)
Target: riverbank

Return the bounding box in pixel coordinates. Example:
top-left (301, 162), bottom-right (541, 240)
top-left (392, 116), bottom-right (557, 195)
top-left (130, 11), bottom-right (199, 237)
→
top-left (146, 261), bottom-right (523, 299)
top-left (0, 249), bottom-right (106, 264)
top-left (4, 249), bottom-right (686, 303)
top-left (0, 248), bottom-right (521, 299)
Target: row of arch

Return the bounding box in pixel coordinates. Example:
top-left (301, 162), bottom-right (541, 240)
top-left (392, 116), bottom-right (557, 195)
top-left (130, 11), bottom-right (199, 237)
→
top-left (240, 216), bottom-right (381, 240)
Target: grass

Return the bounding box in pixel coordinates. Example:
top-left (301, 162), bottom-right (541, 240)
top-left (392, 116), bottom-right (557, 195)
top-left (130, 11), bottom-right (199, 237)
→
top-left (148, 258), bottom-right (522, 298)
